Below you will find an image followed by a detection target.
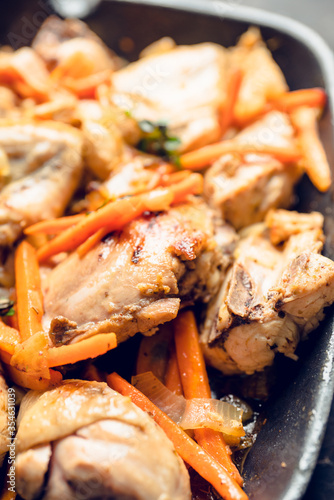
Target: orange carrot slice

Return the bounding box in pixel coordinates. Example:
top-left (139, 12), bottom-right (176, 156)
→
top-left (107, 372), bottom-right (248, 500)
top-left (76, 227), bottom-right (111, 258)
top-left (180, 141), bottom-right (301, 170)
top-left (271, 88), bottom-right (327, 113)
top-left (47, 332), bottom-right (117, 367)
top-left (291, 106), bottom-right (331, 191)
top-left (37, 175), bottom-right (203, 262)
top-left (14, 241), bottom-right (44, 342)
top-left (165, 346), bottom-right (183, 396)
top-left (174, 310), bottom-right (243, 485)
top-left (25, 214), bottom-right (85, 235)
top-left (3, 363), bottom-right (62, 391)
top-left (65, 71), bottom-right (112, 99)
top-left (161, 170), bottom-right (191, 186)
top-left (220, 68), bottom-right (243, 136)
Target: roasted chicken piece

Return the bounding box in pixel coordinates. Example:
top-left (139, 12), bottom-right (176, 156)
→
top-left (0, 121), bottom-right (83, 245)
top-left (15, 380), bottom-right (191, 500)
top-left (81, 118), bottom-right (124, 180)
top-left (32, 15), bottom-right (120, 73)
top-left (42, 200), bottom-right (236, 345)
top-left (204, 112), bottom-right (302, 229)
top-left (73, 99), bottom-right (141, 180)
top-left (201, 209), bottom-right (334, 375)
top-left (112, 42), bottom-right (229, 152)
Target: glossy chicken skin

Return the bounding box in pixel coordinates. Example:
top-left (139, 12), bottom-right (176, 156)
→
top-left (201, 210), bottom-right (334, 375)
top-left (42, 200), bottom-right (230, 345)
top-left (15, 380), bottom-right (191, 500)
top-left (0, 121), bottom-right (83, 245)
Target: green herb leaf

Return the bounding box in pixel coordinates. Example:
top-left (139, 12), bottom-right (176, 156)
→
top-left (137, 120), bottom-right (181, 163)
top-left (0, 298), bottom-right (15, 317)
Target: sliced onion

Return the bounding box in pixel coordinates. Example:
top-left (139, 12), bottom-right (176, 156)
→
top-left (132, 371), bottom-right (186, 424)
top-left (132, 372), bottom-right (244, 437)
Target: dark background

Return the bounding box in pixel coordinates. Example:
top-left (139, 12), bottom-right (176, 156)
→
top-left (235, 1), bottom-right (334, 498)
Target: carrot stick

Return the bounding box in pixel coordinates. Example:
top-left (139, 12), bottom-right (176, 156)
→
top-left (291, 106), bottom-right (331, 192)
top-left (76, 227), bottom-right (110, 258)
top-left (6, 292), bottom-right (19, 331)
top-left (25, 214), bottom-right (85, 235)
top-left (220, 68), bottom-right (243, 137)
top-left (6, 309), bottom-right (19, 331)
top-left (174, 311), bottom-right (210, 398)
top-left (3, 363), bottom-right (62, 391)
top-left (174, 310), bottom-right (243, 485)
top-left (180, 141), bottom-right (301, 170)
top-left (15, 241), bottom-right (44, 342)
top-left (47, 332), bottom-right (117, 367)
top-left (37, 175), bottom-right (203, 262)
top-left (63, 70), bottom-right (112, 99)
top-left (165, 346), bottom-right (183, 395)
top-left (168, 173), bottom-right (203, 203)
top-left (107, 372), bottom-right (248, 500)
top-left (37, 195), bottom-right (159, 262)
top-left (37, 196), bottom-right (153, 262)
top-left (270, 88), bottom-right (327, 113)
top-left (161, 170), bottom-right (191, 186)
top-left (136, 326), bottom-right (172, 382)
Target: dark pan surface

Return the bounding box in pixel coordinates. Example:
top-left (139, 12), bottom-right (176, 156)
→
top-left (1, 1), bottom-right (334, 499)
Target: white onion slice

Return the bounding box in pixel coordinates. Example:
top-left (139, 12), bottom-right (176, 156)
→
top-left (132, 372), bottom-right (244, 437)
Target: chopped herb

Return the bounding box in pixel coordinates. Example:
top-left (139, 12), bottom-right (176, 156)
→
top-left (137, 120), bottom-right (181, 163)
top-left (5, 308), bottom-right (15, 317)
top-left (0, 298), bottom-right (15, 317)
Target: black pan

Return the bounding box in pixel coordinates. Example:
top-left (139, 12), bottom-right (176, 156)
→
top-left (2, 1), bottom-right (334, 499)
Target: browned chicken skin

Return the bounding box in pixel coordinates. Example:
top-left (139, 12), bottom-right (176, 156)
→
top-left (201, 210), bottom-right (334, 375)
top-left (15, 380), bottom-right (191, 500)
top-left (42, 200), bottom-right (235, 345)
